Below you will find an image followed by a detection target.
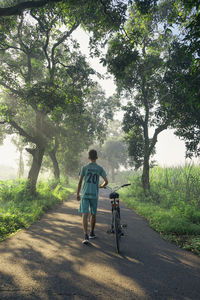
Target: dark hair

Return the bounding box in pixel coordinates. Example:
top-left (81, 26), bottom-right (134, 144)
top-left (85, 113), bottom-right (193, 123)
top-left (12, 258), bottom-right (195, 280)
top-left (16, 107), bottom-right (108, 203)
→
top-left (88, 149), bottom-right (98, 160)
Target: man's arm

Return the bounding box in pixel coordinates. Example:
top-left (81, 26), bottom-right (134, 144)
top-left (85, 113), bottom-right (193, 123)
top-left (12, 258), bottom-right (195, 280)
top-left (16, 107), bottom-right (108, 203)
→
top-left (76, 177), bottom-right (83, 201)
top-left (99, 177), bottom-right (108, 188)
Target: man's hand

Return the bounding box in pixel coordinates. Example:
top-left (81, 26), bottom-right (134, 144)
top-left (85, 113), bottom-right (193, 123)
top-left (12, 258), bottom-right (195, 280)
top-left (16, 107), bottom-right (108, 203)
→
top-left (76, 177), bottom-right (83, 201)
top-left (99, 177), bottom-right (108, 189)
top-left (98, 184), bottom-right (105, 188)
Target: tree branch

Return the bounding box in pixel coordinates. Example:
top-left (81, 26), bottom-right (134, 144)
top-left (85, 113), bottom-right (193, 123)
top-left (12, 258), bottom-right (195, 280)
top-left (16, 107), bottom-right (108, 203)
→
top-left (9, 118), bottom-right (36, 144)
top-left (17, 17), bottom-right (28, 52)
top-left (149, 123), bottom-right (168, 155)
top-left (0, 44), bottom-right (25, 53)
top-left (30, 10), bottom-right (51, 70)
top-left (51, 22), bottom-right (80, 61)
top-left (50, 22), bottom-right (80, 81)
top-left (25, 147), bottom-right (35, 155)
top-left (0, 0), bottom-right (62, 17)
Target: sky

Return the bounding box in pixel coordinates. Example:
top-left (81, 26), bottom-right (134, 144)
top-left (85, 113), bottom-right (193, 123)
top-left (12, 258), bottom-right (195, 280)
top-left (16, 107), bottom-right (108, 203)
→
top-left (0, 28), bottom-right (198, 170)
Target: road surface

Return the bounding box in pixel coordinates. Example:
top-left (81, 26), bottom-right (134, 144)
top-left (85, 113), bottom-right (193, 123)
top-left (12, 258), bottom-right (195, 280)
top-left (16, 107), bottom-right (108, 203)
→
top-left (0, 191), bottom-right (200, 299)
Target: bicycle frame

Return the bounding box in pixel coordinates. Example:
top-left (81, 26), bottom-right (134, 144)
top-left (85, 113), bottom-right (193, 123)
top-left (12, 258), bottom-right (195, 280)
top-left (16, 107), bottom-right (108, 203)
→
top-left (104, 184), bottom-right (130, 253)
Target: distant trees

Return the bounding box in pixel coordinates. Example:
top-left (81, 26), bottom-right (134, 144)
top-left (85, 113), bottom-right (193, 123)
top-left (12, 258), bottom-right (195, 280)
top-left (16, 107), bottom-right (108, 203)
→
top-left (86, 122), bottom-right (129, 182)
top-left (101, 139), bottom-right (128, 181)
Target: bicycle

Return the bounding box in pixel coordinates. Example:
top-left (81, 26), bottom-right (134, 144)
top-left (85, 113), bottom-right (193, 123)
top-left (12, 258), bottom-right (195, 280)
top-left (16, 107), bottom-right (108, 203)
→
top-left (104, 184), bottom-right (131, 253)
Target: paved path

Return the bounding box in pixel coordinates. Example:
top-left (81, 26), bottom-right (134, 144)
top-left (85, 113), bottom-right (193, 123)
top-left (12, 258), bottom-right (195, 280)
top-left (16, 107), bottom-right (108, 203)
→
top-left (0, 193), bottom-right (200, 300)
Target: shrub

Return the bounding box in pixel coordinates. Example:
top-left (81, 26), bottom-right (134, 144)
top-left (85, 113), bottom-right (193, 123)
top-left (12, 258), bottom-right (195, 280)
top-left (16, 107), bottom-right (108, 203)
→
top-left (0, 178), bottom-right (76, 241)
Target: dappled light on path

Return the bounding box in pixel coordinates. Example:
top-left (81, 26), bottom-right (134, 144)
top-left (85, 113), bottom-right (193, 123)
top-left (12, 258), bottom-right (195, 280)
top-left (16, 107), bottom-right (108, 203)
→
top-left (0, 195), bottom-right (200, 299)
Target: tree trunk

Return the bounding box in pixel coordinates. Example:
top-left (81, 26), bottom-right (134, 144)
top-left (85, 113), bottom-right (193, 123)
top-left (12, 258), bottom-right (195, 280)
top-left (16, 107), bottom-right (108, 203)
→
top-left (142, 154), bottom-right (150, 193)
top-left (49, 150), bottom-right (60, 180)
top-left (142, 114), bottom-right (150, 193)
top-left (27, 146), bottom-right (45, 194)
top-left (18, 148), bottom-right (24, 178)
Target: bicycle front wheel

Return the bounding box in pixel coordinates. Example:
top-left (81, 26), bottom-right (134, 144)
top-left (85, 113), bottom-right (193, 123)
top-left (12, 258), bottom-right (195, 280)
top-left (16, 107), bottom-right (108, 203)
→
top-left (113, 210), bottom-right (120, 253)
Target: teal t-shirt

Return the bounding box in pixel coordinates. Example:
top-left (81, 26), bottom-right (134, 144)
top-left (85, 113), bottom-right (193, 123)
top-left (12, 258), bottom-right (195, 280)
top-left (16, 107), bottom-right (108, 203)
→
top-left (80, 162), bottom-right (107, 200)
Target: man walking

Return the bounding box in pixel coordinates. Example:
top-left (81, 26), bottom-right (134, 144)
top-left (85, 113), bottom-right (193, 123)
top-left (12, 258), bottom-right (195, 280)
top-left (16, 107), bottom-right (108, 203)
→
top-left (77, 149), bottom-right (108, 244)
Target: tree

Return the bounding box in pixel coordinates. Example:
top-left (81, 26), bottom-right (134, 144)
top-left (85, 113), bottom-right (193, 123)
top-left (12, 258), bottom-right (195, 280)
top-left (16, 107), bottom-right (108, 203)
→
top-left (103, 3), bottom-right (182, 192)
top-left (0, 11), bottom-right (97, 193)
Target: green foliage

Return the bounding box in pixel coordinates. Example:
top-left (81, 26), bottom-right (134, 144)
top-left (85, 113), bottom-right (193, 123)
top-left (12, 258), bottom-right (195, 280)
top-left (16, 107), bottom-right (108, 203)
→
top-left (121, 165), bottom-right (200, 256)
top-left (104, 2), bottom-right (182, 190)
top-left (0, 178), bottom-right (76, 241)
top-left (0, 12), bottom-right (114, 191)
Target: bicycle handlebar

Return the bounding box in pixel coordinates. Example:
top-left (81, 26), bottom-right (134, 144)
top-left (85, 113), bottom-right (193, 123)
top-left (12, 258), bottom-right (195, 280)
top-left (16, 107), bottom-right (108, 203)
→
top-left (104, 183), bottom-right (131, 192)
top-left (121, 184), bottom-right (131, 187)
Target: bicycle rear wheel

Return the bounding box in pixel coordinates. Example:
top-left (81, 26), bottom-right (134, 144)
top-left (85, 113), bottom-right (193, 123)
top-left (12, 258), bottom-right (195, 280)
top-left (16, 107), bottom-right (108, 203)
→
top-left (113, 210), bottom-right (120, 253)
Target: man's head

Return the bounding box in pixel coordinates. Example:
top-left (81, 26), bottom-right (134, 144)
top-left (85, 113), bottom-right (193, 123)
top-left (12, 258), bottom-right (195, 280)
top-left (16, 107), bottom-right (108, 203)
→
top-left (88, 149), bottom-right (98, 161)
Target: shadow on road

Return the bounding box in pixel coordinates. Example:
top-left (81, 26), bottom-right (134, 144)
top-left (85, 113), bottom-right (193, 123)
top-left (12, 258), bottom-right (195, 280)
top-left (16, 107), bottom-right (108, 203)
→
top-left (0, 195), bottom-right (200, 299)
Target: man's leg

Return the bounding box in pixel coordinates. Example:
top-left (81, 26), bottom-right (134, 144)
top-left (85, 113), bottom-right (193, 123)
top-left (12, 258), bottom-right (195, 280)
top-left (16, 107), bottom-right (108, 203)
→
top-left (82, 213), bottom-right (89, 244)
top-left (90, 213), bottom-right (96, 233)
top-left (89, 198), bottom-right (97, 238)
top-left (82, 213), bottom-right (88, 234)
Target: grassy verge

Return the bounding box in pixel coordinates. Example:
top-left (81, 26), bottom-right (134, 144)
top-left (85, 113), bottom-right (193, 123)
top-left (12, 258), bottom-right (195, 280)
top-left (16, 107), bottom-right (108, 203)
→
top-left (0, 178), bottom-right (76, 242)
top-left (120, 166), bottom-right (200, 256)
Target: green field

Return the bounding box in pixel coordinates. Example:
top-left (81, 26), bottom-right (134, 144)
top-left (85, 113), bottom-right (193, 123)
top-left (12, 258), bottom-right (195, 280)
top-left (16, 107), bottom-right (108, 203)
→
top-left (120, 165), bottom-right (200, 256)
top-left (0, 178), bottom-right (76, 241)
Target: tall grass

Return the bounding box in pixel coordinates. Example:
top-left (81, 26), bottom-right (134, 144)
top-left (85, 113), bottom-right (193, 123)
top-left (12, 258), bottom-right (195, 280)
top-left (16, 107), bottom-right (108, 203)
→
top-left (121, 164), bottom-right (200, 256)
top-left (0, 178), bottom-right (76, 241)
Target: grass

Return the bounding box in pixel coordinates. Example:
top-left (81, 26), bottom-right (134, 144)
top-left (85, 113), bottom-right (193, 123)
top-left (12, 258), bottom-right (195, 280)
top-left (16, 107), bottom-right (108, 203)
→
top-left (0, 178), bottom-right (76, 242)
top-left (120, 165), bottom-right (200, 256)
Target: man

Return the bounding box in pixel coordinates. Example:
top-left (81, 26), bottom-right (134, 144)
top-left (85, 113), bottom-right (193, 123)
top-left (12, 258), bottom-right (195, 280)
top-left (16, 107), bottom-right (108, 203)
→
top-left (77, 149), bottom-right (108, 244)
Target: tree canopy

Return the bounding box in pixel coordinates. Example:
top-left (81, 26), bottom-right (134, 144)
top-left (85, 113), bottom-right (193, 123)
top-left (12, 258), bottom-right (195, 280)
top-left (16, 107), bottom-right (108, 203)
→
top-left (102, 1), bottom-right (199, 191)
top-left (0, 10), bottom-right (116, 192)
